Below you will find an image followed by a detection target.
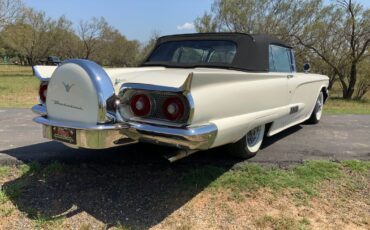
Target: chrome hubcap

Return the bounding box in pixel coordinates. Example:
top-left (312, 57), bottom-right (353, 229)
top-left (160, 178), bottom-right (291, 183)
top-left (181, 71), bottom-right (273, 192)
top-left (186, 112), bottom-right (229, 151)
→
top-left (247, 126), bottom-right (261, 146)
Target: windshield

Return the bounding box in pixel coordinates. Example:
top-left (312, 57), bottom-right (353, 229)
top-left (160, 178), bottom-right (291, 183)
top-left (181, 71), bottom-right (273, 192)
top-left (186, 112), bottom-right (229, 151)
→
top-left (145, 40), bottom-right (237, 66)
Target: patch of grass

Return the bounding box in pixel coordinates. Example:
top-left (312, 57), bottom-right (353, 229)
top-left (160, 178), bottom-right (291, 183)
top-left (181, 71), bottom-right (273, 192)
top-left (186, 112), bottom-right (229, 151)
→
top-left (0, 64), bottom-right (33, 76)
top-left (0, 75), bottom-right (39, 108)
top-left (19, 161), bottom-right (64, 180)
top-left (182, 165), bottom-right (226, 189)
top-left (0, 166), bottom-right (11, 178)
top-left (19, 162), bottom-right (42, 176)
top-left (183, 161), bottom-right (344, 196)
top-left (43, 161), bottom-right (64, 175)
top-left (3, 183), bottom-right (23, 200)
top-left (33, 213), bottom-right (65, 230)
top-left (0, 205), bottom-right (14, 217)
top-left (113, 222), bottom-right (132, 230)
top-left (255, 215), bottom-right (304, 230)
top-left (298, 218), bottom-right (311, 230)
top-left (324, 98), bottom-right (370, 114)
top-left (342, 160), bottom-right (370, 173)
top-left (0, 182), bottom-right (23, 205)
top-left (0, 190), bottom-right (8, 204)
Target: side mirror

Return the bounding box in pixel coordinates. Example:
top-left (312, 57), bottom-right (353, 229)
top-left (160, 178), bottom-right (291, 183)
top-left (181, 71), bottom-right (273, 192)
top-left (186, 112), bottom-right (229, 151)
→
top-left (303, 63), bottom-right (311, 73)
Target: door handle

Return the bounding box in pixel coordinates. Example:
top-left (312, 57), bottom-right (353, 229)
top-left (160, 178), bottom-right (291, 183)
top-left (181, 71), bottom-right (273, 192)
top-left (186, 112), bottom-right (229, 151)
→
top-left (287, 75), bottom-right (294, 79)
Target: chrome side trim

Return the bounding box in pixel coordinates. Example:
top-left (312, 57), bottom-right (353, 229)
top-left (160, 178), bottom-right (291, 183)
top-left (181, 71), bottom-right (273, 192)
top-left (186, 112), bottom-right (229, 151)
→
top-left (32, 105), bottom-right (47, 116)
top-left (61, 59), bottom-right (116, 124)
top-left (120, 83), bottom-right (180, 93)
top-left (123, 122), bottom-right (217, 150)
top-left (118, 82), bottom-right (195, 127)
top-left (34, 116), bottom-right (128, 130)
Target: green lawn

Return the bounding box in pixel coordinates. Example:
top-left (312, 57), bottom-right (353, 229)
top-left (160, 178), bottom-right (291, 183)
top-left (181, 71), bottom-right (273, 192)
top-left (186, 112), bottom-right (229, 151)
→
top-left (0, 65), bottom-right (39, 108)
top-left (0, 64), bottom-right (33, 76)
top-left (0, 75), bottom-right (39, 108)
top-left (325, 98), bottom-right (370, 114)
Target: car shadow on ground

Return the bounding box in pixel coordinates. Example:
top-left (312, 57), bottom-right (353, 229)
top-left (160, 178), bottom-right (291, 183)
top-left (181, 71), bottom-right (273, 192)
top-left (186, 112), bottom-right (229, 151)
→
top-left (260, 125), bottom-right (303, 150)
top-left (1, 125), bottom-right (303, 228)
top-left (2, 143), bottom-right (240, 228)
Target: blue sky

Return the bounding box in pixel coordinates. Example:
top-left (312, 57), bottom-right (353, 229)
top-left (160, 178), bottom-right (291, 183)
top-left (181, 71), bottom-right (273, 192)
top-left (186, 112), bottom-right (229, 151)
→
top-left (24, 0), bottom-right (370, 43)
top-left (23, 0), bottom-right (214, 43)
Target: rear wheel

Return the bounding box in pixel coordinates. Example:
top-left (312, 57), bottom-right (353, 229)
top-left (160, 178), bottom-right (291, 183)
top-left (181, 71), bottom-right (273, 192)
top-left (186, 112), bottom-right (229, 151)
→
top-left (307, 92), bottom-right (324, 124)
top-left (228, 124), bottom-right (265, 159)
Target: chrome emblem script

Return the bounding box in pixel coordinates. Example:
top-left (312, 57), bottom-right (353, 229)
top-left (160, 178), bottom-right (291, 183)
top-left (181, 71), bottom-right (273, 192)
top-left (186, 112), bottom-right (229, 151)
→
top-left (62, 82), bottom-right (74, 92)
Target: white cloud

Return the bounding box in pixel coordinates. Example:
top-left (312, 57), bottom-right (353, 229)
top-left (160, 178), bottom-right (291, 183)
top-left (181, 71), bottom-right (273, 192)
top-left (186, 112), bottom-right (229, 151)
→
top-left (177, 22), bottom-right (195, 30)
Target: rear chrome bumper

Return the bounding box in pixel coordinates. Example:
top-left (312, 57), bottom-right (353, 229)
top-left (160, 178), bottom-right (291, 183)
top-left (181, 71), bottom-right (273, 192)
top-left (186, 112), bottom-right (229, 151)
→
top-left (32, 105), bottom-right (217, 150)
top-left (33, 116), bottom-right (138, 149)
top-left (122, 122), bottom-right (217, 150)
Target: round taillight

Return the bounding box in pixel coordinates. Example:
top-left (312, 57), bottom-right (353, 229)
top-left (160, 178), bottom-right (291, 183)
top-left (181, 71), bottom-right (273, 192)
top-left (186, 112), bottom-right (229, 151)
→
top-left (163, 97), bottom-right (184, 121)
top-left (130, 94), bottom-right (151, 116)
top-left (39, 82), bottom-right (48, 104)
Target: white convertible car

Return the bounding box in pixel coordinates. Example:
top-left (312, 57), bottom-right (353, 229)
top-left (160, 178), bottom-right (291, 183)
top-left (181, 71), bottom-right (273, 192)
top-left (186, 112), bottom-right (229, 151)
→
top-left (32, 33), bottom-right (329, 161)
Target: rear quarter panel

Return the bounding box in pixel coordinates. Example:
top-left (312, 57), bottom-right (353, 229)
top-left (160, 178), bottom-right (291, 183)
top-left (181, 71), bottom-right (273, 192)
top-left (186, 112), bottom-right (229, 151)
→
top-left (189, 71), bottom-right (290, 147)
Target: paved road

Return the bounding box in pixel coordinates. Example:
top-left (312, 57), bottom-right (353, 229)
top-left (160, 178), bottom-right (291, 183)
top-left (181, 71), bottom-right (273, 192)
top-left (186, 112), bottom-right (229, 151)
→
top-left (0, 108), bottom-right (369, 165)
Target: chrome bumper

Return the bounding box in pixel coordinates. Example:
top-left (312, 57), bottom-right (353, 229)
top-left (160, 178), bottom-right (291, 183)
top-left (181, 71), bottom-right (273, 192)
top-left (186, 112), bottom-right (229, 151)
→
top-left (122, 122), bottom-right (217, 150)
top-left (34, 116), bottom-right (138, 149)
top-left (32, 105), bottom-right (217, 150)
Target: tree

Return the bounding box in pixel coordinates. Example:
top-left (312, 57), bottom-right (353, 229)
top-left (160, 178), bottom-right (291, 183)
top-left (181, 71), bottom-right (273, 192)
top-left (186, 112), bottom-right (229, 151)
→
top-left (295, 0), bottom-right (370, 99)
top-left (354, 59), bottom-right (370, 100)
top-left (77, 17), bottom-right (108, 59)
top-left (195, 0), bottom-right (370, 99)
top-left (51, 17), bottom-right (82, 59)
top-left (139, 31), bottom-right (160, 63)
top-left (93, 26), bottom-right (140, 67)
top-left (194, 12), bottom-right (217, 33)
top-left (0, 0), bottom-right (23, 28)
top-left (194, 0), bottom-right (322, 41)
top-left (1, 9), bottom-right (72, 65)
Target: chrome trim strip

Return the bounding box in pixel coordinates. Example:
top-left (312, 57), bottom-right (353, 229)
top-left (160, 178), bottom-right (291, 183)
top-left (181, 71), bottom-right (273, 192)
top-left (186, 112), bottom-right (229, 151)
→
top-left (123, 122), bottom-right (217, 150)
top-left (61, 59), bottom-right (116, 124)
top-left (34, 116), bottom-right (128, 130)
top-left (32, 105), bottom-right (47, 116)
top-left (120, 83), bottom-right (180, 93)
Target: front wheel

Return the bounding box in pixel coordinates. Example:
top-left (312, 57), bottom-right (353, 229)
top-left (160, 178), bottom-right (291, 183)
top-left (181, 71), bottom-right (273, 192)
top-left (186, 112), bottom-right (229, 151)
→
top-left (227, 124), bottom-right (265, 159)
top-left (307, 91), bottom-right (324, 124)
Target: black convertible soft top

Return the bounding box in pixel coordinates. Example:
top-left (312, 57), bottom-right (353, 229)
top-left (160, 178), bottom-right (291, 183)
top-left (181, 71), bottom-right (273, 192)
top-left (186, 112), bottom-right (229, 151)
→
top-left (142, 32), bottom-right (291, 72)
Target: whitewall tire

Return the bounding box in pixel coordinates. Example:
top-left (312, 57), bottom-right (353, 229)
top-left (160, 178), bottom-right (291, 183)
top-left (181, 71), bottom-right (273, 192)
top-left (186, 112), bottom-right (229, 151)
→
top-left (307, 91), bottom-right (324, 124)
top-left (228, 124), bottom-right (265, 159)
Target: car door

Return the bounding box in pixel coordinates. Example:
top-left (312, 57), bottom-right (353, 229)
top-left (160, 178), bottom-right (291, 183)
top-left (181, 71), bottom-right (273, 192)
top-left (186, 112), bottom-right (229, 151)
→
top-left (268, 44), bottom-right (302, 133)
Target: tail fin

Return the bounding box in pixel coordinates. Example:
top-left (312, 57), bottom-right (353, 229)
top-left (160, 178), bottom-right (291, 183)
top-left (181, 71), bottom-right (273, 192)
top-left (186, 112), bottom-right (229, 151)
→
top-left (33, 65), bottom-right (58, 81)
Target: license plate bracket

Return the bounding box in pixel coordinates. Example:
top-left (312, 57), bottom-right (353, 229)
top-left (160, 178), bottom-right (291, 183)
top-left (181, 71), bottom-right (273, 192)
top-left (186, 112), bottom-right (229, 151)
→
top-left (51, 126), bottom-right (77, 145)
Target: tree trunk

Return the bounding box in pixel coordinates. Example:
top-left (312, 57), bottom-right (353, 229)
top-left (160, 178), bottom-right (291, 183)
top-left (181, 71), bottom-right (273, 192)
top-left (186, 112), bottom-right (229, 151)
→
top-left (343, 63), bottom-right (357, 99)
top-left (26, 56), bottom-right (34, 66)
top-left (328, 76), bottom-right (336, 90)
